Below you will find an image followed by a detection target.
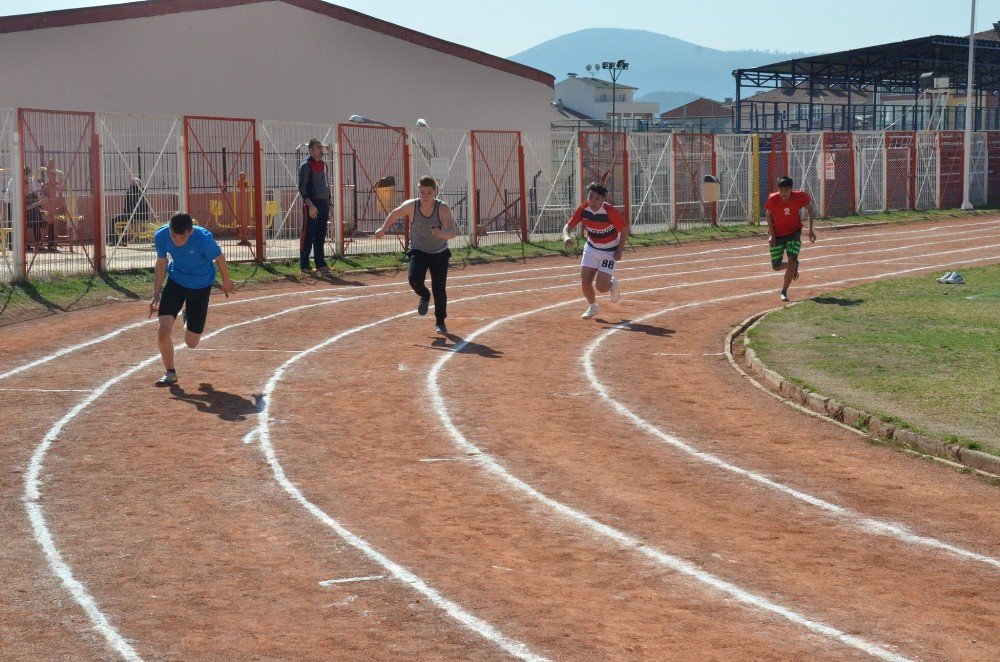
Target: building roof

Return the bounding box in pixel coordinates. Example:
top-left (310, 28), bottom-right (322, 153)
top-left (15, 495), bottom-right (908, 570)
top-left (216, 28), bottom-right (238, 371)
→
top-left (560, 76), bottom-right (638, 91)
top-left (0, 0), bottom-right (554, 87)
top-left (735, 30), bottom-right (1000, 92)
top-left (660, 97), bottom-right (730, 119)
top-left (744, 85), bottom-right (874, 105)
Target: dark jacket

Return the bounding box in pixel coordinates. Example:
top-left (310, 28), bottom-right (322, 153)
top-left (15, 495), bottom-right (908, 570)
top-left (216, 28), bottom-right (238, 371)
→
top-left (297, 157), bottom-right (330, 203)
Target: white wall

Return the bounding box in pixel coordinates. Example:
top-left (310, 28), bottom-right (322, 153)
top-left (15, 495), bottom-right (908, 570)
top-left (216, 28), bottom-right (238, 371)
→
top-left (0, 2), bottom-right (552, 133)
top-left (555, 78), bottom-right (657, 120)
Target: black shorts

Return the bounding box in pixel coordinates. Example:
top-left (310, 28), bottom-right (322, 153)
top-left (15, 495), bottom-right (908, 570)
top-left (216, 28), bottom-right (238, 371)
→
top-left (159, 279), bottom-right (212, 334)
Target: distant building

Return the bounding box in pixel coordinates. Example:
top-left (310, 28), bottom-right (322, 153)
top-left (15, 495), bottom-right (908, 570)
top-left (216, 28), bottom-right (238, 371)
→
top-left (659, 97), bottom-right (732, 133)
top-left (554, 74), bottom-right (659, 129)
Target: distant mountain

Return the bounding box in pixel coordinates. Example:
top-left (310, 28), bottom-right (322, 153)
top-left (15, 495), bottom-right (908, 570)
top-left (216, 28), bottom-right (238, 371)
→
top-left (636, 91), bottom-right (701, 113)
top-left (509, 28), bottom-right (813, 105)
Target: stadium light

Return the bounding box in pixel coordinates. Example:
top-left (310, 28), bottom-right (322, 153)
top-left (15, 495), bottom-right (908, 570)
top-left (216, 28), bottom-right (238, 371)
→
top-left (348, 114), bottom-right (392, 128)
top-left (599, 59), bottom-right (629, 132)
top-left (962, 0), bottom-right (976, 210)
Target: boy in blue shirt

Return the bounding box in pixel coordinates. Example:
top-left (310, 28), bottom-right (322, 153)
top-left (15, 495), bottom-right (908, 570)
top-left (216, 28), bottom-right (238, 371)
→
top-left (150, 213), bottom-right (236, 386)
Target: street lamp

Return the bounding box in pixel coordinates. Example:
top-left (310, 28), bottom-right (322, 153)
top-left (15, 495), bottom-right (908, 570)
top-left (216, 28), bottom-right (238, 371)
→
top-left (415, 118), bottom-right (438, 157)
top-left (349, 114), bottom-right (392, 128)
top-left (601, 59), bottom-right (629, 132)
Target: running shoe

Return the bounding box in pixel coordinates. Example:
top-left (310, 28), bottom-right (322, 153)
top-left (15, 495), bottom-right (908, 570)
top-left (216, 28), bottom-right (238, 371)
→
top-left (435, 322), bottom-right (448, 334)
top-left (581, 303), bottom-right (599, 320)
top-left (417, 297), bottom-right (430, 316)
top-left (780, 290), bottom-right (789, 302)
top-left (155, 371), bottom-right (178, 386)
top-left (937, 271), bottom-right (954, 284)
top-left (608, 276), bottom-right (621, 302)
top-left (944, 272), bottom-right (964, 284)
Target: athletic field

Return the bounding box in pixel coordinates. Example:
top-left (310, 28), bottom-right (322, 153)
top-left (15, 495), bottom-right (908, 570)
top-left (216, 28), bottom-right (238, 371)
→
top-left (2, 217), bottom-right (998, 661)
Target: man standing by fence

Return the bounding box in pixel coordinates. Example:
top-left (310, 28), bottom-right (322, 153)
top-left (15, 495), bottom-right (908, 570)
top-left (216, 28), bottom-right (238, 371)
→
top-left (765, 175), bottom-right (816, 301)
top-left (297, 139), bottom-right (331, 274)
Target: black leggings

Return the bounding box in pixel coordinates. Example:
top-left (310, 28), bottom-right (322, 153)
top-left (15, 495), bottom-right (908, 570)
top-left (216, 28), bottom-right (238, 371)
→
top-left (408, 248), bottom-right (450, 323)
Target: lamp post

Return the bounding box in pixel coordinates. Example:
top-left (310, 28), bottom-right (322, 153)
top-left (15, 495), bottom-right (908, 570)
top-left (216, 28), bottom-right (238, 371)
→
top-left (961, 0), bottom-right (977, 210)
top-left (601, 59), bottom-right (629, 132)
top-left (415, 118), bottom-right (438, 158)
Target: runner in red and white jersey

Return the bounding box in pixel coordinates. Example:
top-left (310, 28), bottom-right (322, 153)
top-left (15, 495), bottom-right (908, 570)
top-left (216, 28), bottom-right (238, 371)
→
top-left (562, 182), bottom-right (629, 320)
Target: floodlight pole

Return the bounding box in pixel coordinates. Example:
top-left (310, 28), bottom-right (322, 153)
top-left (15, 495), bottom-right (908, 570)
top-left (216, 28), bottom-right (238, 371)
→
top-left (601, 60), bottom-right (629, 132)
top-left (962, 0), bottom-right (976, 210)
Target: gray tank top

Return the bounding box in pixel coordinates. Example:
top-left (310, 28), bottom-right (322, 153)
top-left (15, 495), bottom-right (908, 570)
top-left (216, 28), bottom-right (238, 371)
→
top-left (409, 199), bottom-right (449, 253)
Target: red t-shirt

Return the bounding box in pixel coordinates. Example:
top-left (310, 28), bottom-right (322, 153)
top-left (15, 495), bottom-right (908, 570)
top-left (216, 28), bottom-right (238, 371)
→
top-left (765, 190), bottom-right (811, 237)
top-left (567, 201), bottom-right (628, 248)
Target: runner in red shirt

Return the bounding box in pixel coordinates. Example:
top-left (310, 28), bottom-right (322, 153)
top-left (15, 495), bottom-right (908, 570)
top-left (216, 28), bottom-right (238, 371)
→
top-left (562, 182), bottom-right (629, 320)
top-left (764, 175), bottom-right (816, 301)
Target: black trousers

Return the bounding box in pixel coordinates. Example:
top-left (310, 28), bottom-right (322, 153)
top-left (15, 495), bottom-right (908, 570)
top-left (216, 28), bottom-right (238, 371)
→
top-left (300, 200), bottom-right (330, 269)
top-left (408, 248), bottom-right (450, 324)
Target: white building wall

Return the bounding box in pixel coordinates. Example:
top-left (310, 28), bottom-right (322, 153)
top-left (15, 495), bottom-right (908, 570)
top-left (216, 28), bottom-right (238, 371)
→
top-left (555, 78), bottom-right (658, 120)
top-left (0, 1), bottom-right (552, 133)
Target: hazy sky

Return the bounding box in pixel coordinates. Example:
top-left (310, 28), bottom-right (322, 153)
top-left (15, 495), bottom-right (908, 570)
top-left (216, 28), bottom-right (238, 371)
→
top-left (1, 0), bottom-right (996, 57)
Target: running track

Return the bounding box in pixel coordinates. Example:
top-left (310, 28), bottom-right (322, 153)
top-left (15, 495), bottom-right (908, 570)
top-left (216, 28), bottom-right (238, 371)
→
top-left (1, 217), bottom-right (998, 660)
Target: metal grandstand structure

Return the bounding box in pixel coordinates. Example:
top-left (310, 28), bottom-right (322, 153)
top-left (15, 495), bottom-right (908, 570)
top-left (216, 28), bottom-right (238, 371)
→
top-left (734, 30), bottom-right (1000, 133)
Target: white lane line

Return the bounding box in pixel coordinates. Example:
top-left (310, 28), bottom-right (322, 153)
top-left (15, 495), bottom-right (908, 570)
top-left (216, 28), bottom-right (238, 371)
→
top-left (23, 295), bottom-right (388, 662)
top-left (427, 309), bottom-right (911, 661)
top-left (17, 228), bottom-right (1000, 660)
top-left (0, 387), bottom-right (91, 393)
top-left (190, 348), bottom-right (304, 353)
top-left (252, 295), bottom-right (555, 662)
top-left (319, 575), bottom-right (387, 587)
top-left (428, 250), bottom-right (1000, 659)
top-left (4, 218), bottom-right (994, 384)
top-left (580, 261), bottom-right (1000, 572)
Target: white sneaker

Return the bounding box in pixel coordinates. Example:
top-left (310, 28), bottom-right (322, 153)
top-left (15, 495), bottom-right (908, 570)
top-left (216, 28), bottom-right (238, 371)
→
top-left (944, 272), bottom-right (964, 284)
top-left (780, 290), bottom-right (789, 302)
top-left (581, 303), bottom-right (599, 320)
top-left (608, 276), bottom-right (621, 302)
top-left (937, 271), bottom-right (954, 284)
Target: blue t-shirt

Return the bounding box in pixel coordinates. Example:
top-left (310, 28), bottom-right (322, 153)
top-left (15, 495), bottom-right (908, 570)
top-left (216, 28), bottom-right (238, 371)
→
top-left (154, 225), bottom-right (222, 289)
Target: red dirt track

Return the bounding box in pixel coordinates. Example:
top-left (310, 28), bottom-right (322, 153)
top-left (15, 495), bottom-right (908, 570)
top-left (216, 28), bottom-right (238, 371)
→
top-left (2, 217), bottom-right (999, 661)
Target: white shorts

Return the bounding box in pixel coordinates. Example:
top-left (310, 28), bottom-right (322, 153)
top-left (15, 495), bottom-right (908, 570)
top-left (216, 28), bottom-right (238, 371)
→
top-left (581, 242), bottom-right (618, 275)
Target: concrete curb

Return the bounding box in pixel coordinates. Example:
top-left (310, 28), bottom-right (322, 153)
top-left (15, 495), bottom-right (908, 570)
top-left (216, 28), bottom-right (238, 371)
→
top-left (724, 309), bottom-right (1000, 483)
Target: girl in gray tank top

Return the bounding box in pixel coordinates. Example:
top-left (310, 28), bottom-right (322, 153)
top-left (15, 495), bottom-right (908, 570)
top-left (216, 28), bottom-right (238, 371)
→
top-left (409, 199), bottom-right (449, 254)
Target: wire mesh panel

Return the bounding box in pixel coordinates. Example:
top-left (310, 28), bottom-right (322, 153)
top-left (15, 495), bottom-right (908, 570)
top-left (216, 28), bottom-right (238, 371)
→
top-left (915, 132), bottom-right (939, 210)
top-left (786, 133), bottom-right (823, 210)
top-left (259, 120), bottom-right (335, 261)
top-left (987, 131), bottom-right (1000, 206)
top-left (885, 131), bottom-right (916, 211)
top-left (337, 123), bottom-right (410, 256)
top-left (19, 108), bottom-right (101, 277)
top-left (969, 132), bottom-right (987, 206)
top-left (579, 131), bottom-right (629, 217)
top-left (854, 132), bottom-right (886, 214)
top-left (627, 132), bottom-right (672, 233)
top-left (767, 132), bottom-right (788, 191)
top-left (937, 131), bottom-right (964, 209)
top-left (411, 128), bottom-right (470, 248)
top-left (0, 108), bottom-right (15, 281)
top-left (715, 133), bottom-right (753, 225)
top-left (184, 116), bottom-right (261, 262)
top-left (758, 134), bottom-right (775, 214)
top-left (822, 132), bottom-right (855, 218)
top-left (98, 113), bottom-right (182, 272)
top-left (673, 133), bottom-right (715, 228)
top-left (524, 131), bottom-right (577, 238)
top-left (470, 130), bottom-right (526, 247)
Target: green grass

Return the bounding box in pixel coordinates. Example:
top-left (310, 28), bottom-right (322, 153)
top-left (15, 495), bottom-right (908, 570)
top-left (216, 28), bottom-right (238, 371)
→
top-left (749, 264), bottom-right (1000, 457)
